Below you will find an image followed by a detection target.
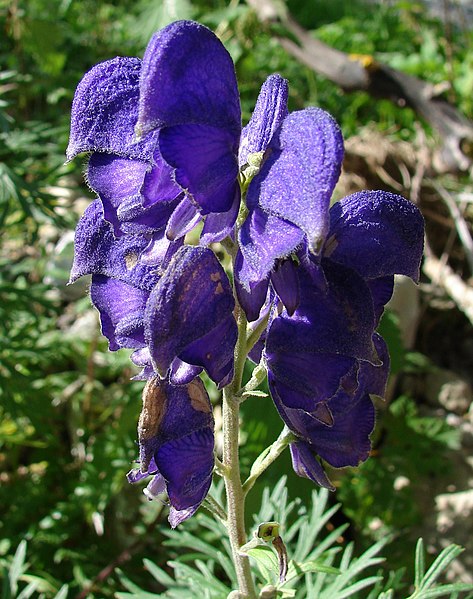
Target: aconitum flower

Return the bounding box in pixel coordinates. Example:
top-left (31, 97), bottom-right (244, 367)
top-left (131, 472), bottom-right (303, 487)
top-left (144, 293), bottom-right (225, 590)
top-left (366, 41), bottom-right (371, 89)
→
top-left (67, 17), bottom-right (425, 524)
top-left (127, 377), bottom-right (215, 528)
top-left (69, 201), bottom-right (237, 388)
top-left (67, 20), bottom-right (242, 242)
top-left (236, 107), bottom-right (344, 319)
top-left (264, 190), bottom-right (424, 486)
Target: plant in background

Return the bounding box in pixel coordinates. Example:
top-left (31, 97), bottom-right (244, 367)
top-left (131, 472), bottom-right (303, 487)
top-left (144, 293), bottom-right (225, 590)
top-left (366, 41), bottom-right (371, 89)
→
top-left (65, 19), bottom-right (472, 599)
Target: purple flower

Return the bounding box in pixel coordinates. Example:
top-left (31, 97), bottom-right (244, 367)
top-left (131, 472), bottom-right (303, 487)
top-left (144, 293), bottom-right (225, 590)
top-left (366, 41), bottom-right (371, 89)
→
top-left (234, 80), bottom-right (345, 320)
top-left (69, 200), bottom-right (236, 388)
top-left (127, 377), bottom-right (215, 527)
top-left (67, 21), bottom-right (241, 242)
top-left (67, 56), bottom-right (184, 239)
top-left (67, 17), bottom-right (426, 513)
top-left (144, 245), bottom-right (237, 388)
top-left (264, 190), bottom-right (424, 487)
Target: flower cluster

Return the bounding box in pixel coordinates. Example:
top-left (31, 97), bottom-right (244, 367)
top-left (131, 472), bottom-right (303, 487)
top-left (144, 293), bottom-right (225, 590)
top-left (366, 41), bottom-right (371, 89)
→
top-left (69, 20), bottom-right (424, 525)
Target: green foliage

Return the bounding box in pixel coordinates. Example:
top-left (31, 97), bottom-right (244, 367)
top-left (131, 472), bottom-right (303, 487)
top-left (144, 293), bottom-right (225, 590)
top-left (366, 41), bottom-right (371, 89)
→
top-left (403, 539), bottom-right (473, 599)
top-left (115, 479), bottom-right (473, 598)
top-left (337, 393), bottom-right (461, 572)
top-left (0, 540), bottom-right (69, 598)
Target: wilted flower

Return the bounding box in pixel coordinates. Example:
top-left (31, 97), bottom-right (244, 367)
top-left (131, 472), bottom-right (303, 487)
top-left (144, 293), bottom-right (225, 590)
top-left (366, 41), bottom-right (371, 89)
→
top-left (127, 377), bottom-right (215, 527)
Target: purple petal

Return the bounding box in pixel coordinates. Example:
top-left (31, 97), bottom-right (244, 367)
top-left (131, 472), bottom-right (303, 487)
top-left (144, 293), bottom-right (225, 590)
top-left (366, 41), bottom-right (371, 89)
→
top-left (137, 377), bottom-right (214, 472)
top-left (145, 246), bottom-right (235, 379)
top-left (165, 196), bottom-right (201, 241)
top-left (90, 275), bottom-right (147, 350)
top-left (130, 378), bottom-right (215, 526)
top-left (159, 124), bottom-right (239, 214)
top-left (234, 250), bottom-right (270, 322)
top-left (290, 442), bottom-right (335, 490)
top-left (326, 190), bottom-right (424, 281)
top-left (308, 394), bottom-right (376, 468)
top-left (271, 375), bottom-right (376, 468)
top-left (367, 276), bottom-right (394, 325)
top-left (266, 352), bottom-right (355, 411)
top-left (360, 333), bottom-right (390, 398)
top-left (270, 258), bottom-right (300, 316)
top-left (157, 427), bottom-right (214, 513)
top-left (127, 468), bottom-right (153, 484)
top-left (169, 504), bottom-right (201, 528)
top-left (238, 206), bottom-right (304, 287)
top-left (130, 347), bottom-right (156, 380)
top-left (140, 233), bottom-right (184, 267)
top-left (239, 74), bottom-right (289, 166)
top-left (137, 20), bottom-right (240, 136)
top-left (266, 259), bottom-right (377, 365)
top-left (87, 152), bottom-right (182, 235)
top-left (169, 359), bottom-right (203, 386)
top-left (87, 153), bottom-right (148, 233)
top-left (69, 199), bottom-right (115, 284)
top-left (179, 315), bottom-right (237, 388)
top-left (117, 197), bottom-right (180, 236)
top-left (70, 200), bottom-right (165, 291)
top-left (67, 57), bottom-right (156, 161)
top-left (131, 347), bottom-right (151, 367)
top-left (143, 474), bottom-right (167, 500)
top-left (248, 108), bottom-right (344, 253)
top-left (142, 148), bottom-right (183, 208)
top-left (200, 189), bottom-right (240, 245)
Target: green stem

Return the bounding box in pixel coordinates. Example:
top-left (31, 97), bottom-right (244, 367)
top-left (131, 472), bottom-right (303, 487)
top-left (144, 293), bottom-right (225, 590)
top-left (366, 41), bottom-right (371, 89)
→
top-left (214, 455), bottom-right (228, 477)
top-left (202, 493), bottom-right (227, 522)
top-left (238, 360), bottom-right (267, 401)
top-left (242, 427), bottom-right (295, 496)
top-left (222, 304), bottom-right (257, 599)
top-left (246, 311), bottom-right (270, 354)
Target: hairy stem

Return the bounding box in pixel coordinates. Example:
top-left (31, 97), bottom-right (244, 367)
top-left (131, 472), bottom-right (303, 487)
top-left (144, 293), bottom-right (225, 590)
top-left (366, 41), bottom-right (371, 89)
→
top-left (222, 304), bottom-right (257, 599)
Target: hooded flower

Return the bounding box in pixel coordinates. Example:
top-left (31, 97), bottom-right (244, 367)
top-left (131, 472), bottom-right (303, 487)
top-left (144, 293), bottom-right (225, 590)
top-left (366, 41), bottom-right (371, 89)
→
top-left (67, 18), bottom-right (425, 516)
top-left (127, 377), bottom-right (215, 527)
top-left (69, 201), bottom-right (237, 388)
top-left (144, 245), bottom-right (237, 388)
top-left (234, 78), bottom-right (345, 320)
top-left (67, 56), bottom-right (185, 239)
top-left (264, 190), bottom-right (424, 487)
top-left (68, 20), bottom-right (242, 243)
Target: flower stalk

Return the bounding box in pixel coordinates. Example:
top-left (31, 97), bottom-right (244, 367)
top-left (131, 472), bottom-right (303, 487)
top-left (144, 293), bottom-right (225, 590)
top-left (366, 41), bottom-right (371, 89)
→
top-left (222, 303), bottom-right (257, 598)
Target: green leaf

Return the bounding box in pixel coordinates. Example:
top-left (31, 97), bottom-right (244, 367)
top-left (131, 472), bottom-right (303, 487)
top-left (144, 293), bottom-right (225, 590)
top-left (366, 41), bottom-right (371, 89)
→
top-left (168, 560), bottom-right (230, 597)
top-left (8, 540), bottom-right (26, 596)
top-left (284, 558), bottom-right (340, 585)
top-left (245, 545), bottom-right (279, 582)
top-left (53, 585), bottom-right (69, 599)
top-left (241, 390), bottom-right (268, 398)
top-left (16, 582), bottom-right (39, 599)
top-left (336, 576), bottom-right (384, 598)
top-left (143, 559), bottom-right (176, 587)
top-left (415, 538), bottom-right (425, 589)
top-left (421, 544), bottom-right (464, 590)
top-left (116, 569), bottom-right (158, 597)
top-left (414, 584), bottom-right (473, 598)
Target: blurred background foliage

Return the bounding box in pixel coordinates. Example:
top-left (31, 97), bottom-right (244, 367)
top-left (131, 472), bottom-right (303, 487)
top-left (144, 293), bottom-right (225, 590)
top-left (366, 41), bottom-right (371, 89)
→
top-left (1, 0), bottom-right (473, 596)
